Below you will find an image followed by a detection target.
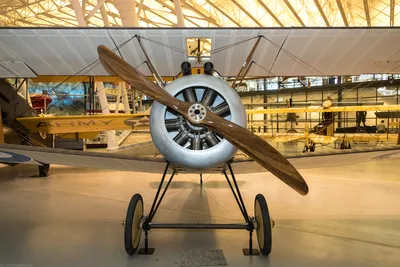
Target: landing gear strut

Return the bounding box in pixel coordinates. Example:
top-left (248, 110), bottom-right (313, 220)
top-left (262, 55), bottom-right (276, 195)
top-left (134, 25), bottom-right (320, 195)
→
top-left (38, 164), bottom-right (50, 177)
top-left (123, 161), bottom-right (273, 256)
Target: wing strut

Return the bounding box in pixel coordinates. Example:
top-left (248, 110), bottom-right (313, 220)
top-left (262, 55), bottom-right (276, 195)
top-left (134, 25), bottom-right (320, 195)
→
top-left (136, 36), bottom-right (165, 87)
top-left (231, 35), bottom-right (262, 89)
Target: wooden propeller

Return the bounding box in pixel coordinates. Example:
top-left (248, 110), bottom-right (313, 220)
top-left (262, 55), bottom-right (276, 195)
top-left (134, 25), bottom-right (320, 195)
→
top-left (97, 45), bottom-right (309, 195)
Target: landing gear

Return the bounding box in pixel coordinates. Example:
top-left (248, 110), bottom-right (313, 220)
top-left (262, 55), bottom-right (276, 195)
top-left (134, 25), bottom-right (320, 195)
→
top-left (254, 194), bottom-right (272, 256)
top-left (303, 141), bottom-right (316, 153)
top-left (38, 164), bottom-right (50, 177)
top-left (124, 194), bottom-right (144, 255)
top-left (340, 140), bottom-right (351, 150)
top-left (122, 162), bottom-right (274, 257)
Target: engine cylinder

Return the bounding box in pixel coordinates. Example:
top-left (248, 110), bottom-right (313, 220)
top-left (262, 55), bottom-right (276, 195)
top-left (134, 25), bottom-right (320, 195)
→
top-left (150, 75), bottom-right (246, 170)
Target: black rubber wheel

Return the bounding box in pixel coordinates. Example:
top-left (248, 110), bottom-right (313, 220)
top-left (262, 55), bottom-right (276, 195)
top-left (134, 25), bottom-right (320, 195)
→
top-left (39, 164), bottom-right (50, 177)
top-left (124, 194), bottom-right (143, 255)
top-left (254, 194), bottom-right (272, 256)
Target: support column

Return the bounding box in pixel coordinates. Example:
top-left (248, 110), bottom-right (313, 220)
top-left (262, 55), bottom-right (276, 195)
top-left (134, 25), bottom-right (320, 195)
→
top-left (121, 82), bottom-right (130, 114)
top-left (174, 0), bottom-right (185, 27)
top-left (113, 0), bottom-right (139, 26)
top-left (115, 82), bottom-right (130, 114)
top-left (96, 82), bottom-right (117, 150)
top-left (100, 4), bottom-right (110, 26)
top-left (71, 0), bottom-right (87, 26)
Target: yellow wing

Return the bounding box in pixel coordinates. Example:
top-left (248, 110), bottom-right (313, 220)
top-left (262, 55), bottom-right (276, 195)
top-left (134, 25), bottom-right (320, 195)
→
top-left (246, 104), bottom-right (400, 115)
top-left (17, 113), bottom-right (150, 134)
top-left (308, 134), bottom-right (337, 144)
top-left (256, 132), bottom-right (337, 144)
top-left (256, 132), bottom-right (305, 143)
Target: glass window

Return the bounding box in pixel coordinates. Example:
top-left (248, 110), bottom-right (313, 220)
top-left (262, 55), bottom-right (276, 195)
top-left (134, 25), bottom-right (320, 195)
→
top-left (28, 80), bottom-right (87, 115)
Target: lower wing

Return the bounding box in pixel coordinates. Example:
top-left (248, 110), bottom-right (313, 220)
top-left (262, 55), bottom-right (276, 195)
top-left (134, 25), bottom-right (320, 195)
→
top-left (1, 144), bottom-right (399, 174)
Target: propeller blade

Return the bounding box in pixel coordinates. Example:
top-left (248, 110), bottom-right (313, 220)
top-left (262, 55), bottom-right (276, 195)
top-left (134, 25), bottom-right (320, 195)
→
top-left (97, 45), bottom-right (191, 116)
top-left (202, 112), bottom-right (308, 195)
top-left (97, 45), bottom-right (309, 195)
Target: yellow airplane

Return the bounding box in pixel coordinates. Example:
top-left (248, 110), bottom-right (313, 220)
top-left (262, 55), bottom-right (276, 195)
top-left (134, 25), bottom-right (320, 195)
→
top-left (249, 104), bottom-right (400, 148)
top-left (246, 104), bottom-right (400, 115)
top-left (16, 112), bottom-right (150, 136)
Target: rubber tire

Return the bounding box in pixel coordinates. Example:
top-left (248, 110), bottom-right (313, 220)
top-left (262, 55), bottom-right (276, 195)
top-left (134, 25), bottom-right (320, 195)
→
top-left (124, 194), bottom-right (143, 255)
top-left (39, 164), bottom-right (50, 177)
top-left (254, 194), bottom-right (272, 256)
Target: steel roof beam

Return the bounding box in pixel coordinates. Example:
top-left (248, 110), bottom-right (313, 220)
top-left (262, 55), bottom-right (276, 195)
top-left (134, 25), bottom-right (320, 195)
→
top-left (100, 4), bottom-right (110, 26)
top-left (103, 8), bottom-right (162, 27)
top-left (155, 0), bottom-right (200, 26)
top-left (144, 8), bottom-right (175, 26)
top-left (231, 0), bottom-right (263, 27)
top-left (97, 1), bottom-right (174, 26)
top-left (336, 0), bottom-right (349, 26)
top-left (137, 0), bottom-right (144, 16)
top-left (282, 0), bottom-right (305, 26)
top-left (313, 0), bottom-right (330, 26)
top-left (255, 0), bottom-right (284, 27)
top-left (363, 0), bottom-right (371, 26)
top-left (205, 0), bottom-right (242, 27)
top-left (39, 12), bottom-right (78, 26)
top-left (3, 13), bottom-right (50, 26)
top-left (182, 1), bottom-right (220, 26)
top-left (84, 0), bottom-right (105, 22)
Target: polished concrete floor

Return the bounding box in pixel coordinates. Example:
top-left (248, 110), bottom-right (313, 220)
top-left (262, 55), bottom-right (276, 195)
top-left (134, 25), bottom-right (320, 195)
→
top-left (0, 156), bottom-right (400, 267)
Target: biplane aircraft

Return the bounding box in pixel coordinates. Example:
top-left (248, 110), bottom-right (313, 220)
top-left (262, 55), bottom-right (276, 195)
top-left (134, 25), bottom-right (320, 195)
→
top-left (249, 104), bottom-right (400, 150)
top-left (1, 28), bottom-right (400, 257)
top-left (1, 45), bottom-right (400, 257)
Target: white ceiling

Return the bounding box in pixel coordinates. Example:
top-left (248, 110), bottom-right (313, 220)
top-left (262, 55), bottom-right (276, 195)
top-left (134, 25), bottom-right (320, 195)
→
top-left (0, 28), bottom-right (400, 78)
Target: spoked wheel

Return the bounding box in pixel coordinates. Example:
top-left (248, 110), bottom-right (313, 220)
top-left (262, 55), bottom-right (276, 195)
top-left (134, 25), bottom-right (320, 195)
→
top-left (254, 194), bottom-right (272, 256)
top-left (124, 194), bottom-right (143, 255)
top-left (39, 164), bottom-right (50, 177)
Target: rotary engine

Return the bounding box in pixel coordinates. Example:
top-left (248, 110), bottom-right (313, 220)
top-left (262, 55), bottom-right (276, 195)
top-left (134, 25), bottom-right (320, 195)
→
top-left (150, 74), bottom-right (247, 170)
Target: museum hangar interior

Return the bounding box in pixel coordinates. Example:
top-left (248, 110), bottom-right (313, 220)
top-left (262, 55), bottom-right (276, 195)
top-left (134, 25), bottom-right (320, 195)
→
top-left (0, 1), bottom-right (400, 267)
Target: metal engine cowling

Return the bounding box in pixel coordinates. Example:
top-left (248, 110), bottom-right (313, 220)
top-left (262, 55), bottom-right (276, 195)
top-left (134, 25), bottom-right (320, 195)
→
top-left (150, 74), bottom-right (246, 170)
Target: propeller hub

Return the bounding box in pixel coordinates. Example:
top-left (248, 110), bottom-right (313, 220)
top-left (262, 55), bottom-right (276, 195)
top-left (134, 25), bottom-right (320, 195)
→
top-left (188, 103), bottom-right (207, 124)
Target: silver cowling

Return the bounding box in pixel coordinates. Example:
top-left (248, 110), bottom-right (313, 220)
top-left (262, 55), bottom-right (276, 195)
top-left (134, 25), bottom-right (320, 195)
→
top-left (150, 74), bottom-right (246, 170)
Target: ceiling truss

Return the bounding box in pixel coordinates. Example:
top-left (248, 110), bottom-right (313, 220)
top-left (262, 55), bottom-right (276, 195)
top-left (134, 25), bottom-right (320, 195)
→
top-left (0, 0), bottom-right (399, 27)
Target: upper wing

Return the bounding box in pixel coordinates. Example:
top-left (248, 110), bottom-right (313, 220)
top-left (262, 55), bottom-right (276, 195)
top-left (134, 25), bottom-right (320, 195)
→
top-left (0, 144), bottom-right (166, 173)
top-left (231, 145), bottom-right (400, 174)
top-left (16, 113), bottom-right (150, 134)
top-left (2, 28), bottom-right (400, 77)
top-left (246, 105), bottom-right (400, 115)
